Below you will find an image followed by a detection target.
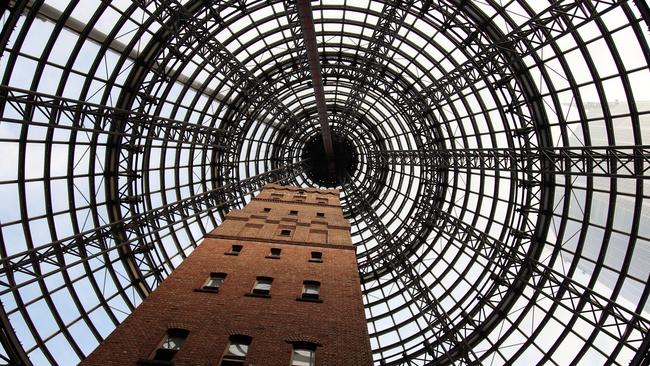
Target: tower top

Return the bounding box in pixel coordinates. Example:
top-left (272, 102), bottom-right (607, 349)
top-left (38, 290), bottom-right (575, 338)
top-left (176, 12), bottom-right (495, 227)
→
top-left (262, 183), bottom-right (341, 196)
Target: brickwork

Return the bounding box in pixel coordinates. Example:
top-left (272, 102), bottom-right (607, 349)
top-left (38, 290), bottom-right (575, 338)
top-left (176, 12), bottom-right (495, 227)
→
top-left (81, 184), bottom-right (372, 366)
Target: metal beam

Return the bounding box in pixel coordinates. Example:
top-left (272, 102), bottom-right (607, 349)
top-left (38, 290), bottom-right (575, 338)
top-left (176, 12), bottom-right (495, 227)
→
top-left (362, 183), bottom-right (649, 364)
top-left (430, 208), bottom-right (650, 357)
top-left (0, 161), bottom-right (307, 295)
top-left (0, 85), bottom-right (230, 147)
top-left (283, 0), bottom-right (310, 82)
top-left (369, 146), bottom-right (650, 178)
top-left (127, 0), bottom-right (300, 184)
top-left (296, 0), bottom-right (335, 166)
top-left (353, 162), bottom-right (523, 364)
top-left (17, 0), bottom-right (235, 103)
top-left (418, 0), bottom-right (621, 109)
top-left (335, 1), bottom-right (413, 132)
top-left (345, 177), bottom-right (476, 365)
top-left (0, 299), bottom-right (29, 365)
top-left (102, 0), bottom-right (303, 297)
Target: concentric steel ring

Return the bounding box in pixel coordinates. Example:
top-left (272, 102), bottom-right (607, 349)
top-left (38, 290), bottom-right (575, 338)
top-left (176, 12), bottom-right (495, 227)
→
top-left (0, 1), bottom-right (649, 365)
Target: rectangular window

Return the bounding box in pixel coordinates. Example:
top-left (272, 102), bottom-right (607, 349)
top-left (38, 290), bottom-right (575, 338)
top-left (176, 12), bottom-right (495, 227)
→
top-left (202, 272), bottom-right (226, 291)
top-left (263, 207), bottom-right (271, 212)
top-left (294, 195), bottom-right (306, 202)
top-left (252, 277), bottom-right (273, 295)
top-left (316, 197), bottom-right (328, 205)
top-left (279, 229), bottom-right (292, 236)
top-left (316, 212), bottom-right (325, 217)
top-left (301, 280), bottom-right (320, 300)
top-left (266, 247), bottom-right (281, 259)
top-left (271, 193), bottom-right (283, 200)
top-left (291, 347), bottom-right (316, 366)
top-left (289, 210), bottom-right (298, 215)
top-left (309, 251), bottom-right (323, 263)
top-left (220, 335), bottom-right (252, 366)
top-left (151, 329), bottom-right (189, 361)
top-left (225, 244), bottom-right (242, 256)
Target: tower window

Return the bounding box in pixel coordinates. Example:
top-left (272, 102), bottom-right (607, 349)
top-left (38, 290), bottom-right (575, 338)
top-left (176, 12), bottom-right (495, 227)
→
top-left (251, 276), bottom-right (273, 296)
top-left (202, 272), bottom-right (226, 292)
top-left (316, 212), bottom-right (325, 217)
top-left (289, 210), bottom-right (298, 215)
top-left (150, 328), bottom-right (189, 362)
top-left (309, 251), bottom-right (323, 263)
top-left (279, 229), bottom-right (292, 236)
top-left (316, 197), bottom-right (328, 205)
top-left (225, 244), bottom-right (243, 256)
top-left (300, 280), bottom-right (321, 301)
top-left (220, 335), bottom-right (252, 366)
top-left (271, 193), bottom-right (283, 200)
top-left (291, 344), bottom-right (316, 366)
top-left (266, 247), bottom-right (281, 259)
top-left (263, 207), bottom-right (271, 212)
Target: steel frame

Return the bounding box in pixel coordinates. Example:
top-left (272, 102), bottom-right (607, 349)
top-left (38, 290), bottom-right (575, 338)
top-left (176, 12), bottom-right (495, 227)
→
top-left (0, 0), bottom-right (649, 365)
top-left (370, 146), bottom-right (650, 178)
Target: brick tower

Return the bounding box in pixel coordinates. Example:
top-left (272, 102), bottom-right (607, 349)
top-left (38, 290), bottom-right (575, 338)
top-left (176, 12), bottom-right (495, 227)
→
top-left (81, 184), bottom-right (372, 366)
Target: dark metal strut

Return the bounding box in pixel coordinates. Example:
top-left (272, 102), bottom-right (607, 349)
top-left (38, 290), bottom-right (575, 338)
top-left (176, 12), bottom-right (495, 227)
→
top-left (296, 0), bottom-right (336, 169)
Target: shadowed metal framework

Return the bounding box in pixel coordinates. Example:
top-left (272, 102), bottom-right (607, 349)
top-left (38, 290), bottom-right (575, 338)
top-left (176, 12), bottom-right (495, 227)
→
top-left (0, 0), bottom-right (649, 365)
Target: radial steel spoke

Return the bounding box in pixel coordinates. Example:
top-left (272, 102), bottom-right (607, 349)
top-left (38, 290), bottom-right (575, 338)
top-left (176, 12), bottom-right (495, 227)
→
top-left (295, 0), bottom-right (335, 163)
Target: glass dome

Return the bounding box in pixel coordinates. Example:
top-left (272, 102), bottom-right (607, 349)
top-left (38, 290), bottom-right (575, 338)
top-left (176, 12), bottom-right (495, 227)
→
top-left (0, 0), bottom-right (649, 364)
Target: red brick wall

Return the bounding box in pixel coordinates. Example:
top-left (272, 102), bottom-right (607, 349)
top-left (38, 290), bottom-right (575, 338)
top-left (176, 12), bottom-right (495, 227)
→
top-left (81, 185), bottom-right (372, 366)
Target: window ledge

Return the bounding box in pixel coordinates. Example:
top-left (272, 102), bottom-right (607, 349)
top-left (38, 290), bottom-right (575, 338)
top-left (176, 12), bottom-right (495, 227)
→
top-left (137, 359), bottom-right (174, 366)
top-left (245, 292), bottom-right (271, 298)
top-left (265, 255), bottom-right (281, 260)
top-left (194, 288), bottom-right (219, 294)
top-left (308, 259), bottom-right (323, 263)
top-left (224, 252), bottom-right (239, 256)
top-left (296, 297), bottom-right (323, 303)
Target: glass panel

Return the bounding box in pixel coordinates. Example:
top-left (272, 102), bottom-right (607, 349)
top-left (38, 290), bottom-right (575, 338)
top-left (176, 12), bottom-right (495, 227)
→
top-left (254, 280), bottom-right (272, 291)
top-left (226, 342), bottom-right (248, 357)
top-left (292, 349), bottom-right (315, 366)
top-left (304, 284), bottom-right (319, 295)
top-left (161, 335), bottom-right (185, 350)
top-left (206, 277), bottom-right (224, 288)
